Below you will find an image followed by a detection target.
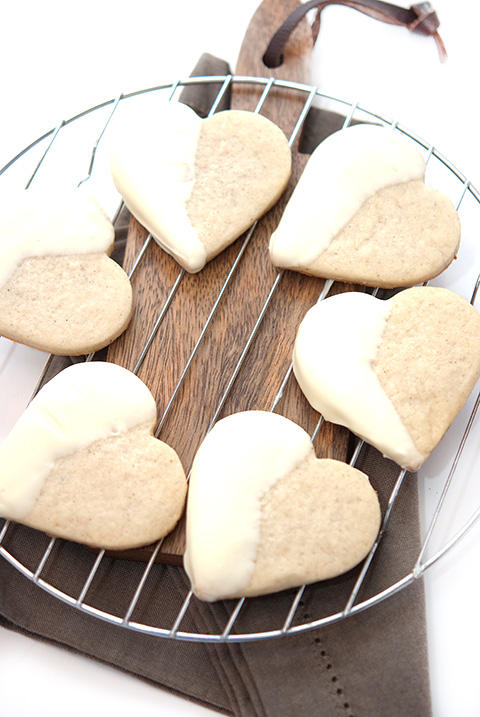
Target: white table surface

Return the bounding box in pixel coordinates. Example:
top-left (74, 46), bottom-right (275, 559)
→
top-left (1, 1), bottom-right (480, 715)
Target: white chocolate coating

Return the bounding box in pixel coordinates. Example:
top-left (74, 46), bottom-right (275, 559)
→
top-left (0, 362), bottom-right (157, 520)
top-left (292, 292), bottom-right (423, 469)
top-left (109, 101), bottom-right (207, 272)
top-left (269, 124), bottom-right (426, 268)
top-left (184, 411), bottom-right (313, 602)
top-left (0, 189), bottom-right (114, 289)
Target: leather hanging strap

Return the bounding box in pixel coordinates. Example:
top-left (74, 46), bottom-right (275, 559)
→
top-left (263, 0), bottom-right (447, 67)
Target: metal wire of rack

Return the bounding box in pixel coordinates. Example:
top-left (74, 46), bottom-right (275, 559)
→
top-left (1, 75), bottom-right (480, 643)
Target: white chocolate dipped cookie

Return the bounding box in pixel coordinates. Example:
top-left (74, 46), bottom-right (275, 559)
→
top-left (269, 124), bottom-right (460, 288)
top-left (293, 287), bottom-right (480, 471)
top-left (0, 361), bottom-right (187, 550)
top-left (184, 410), bottom-right (380, 602)
top-left (0, 189), bottom-right (133, 355)
top-left (109, 102), bottom-right (291, 273)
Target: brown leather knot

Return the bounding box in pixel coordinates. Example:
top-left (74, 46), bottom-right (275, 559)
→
top-left (408, 2), bottom-right (447, 59)
top-left (263, 0), bottom-right (447, 69)
top-left (408, 2), bottom-right (439, 34)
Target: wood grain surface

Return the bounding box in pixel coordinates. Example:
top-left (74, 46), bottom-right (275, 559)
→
top-left (106, 0), bottom-right (352, 565)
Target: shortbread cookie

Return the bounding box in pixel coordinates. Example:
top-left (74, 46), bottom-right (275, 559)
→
top-left (293, 287), bottom-right (480, 471)
top-left (184, 411), bottom-right (380, 602)
top-left (0, 361), bottom-right (187, 550)
top-left (0, 189), bottom-right (133, 355)
top-left (109, 102), bottom-right (291, 272)
top-left (270, 124), bottom-right (460, 288)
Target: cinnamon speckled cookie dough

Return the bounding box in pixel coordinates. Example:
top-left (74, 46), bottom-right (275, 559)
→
top-left (0, 189), bottom-right (133, 355)
top-left (110, 102), bottom-right (291, 272)
top-left (293, 286), bottom-right (480, 471)
top-left (0, 361), bottom-right (187, 550)
top-left (270, 124), bottom-right (460, 288)
top-left (184, 411), bottom-right (380, 601)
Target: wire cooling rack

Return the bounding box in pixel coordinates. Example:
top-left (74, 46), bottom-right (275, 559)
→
top-left (1, 75), bottom-right (480, 643)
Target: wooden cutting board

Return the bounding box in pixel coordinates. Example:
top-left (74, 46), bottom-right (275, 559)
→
top-left (106, 0), bottom-right (352, 565)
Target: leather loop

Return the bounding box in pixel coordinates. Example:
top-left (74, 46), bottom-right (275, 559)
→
top-left (263, 0), bottom-right (447, 68)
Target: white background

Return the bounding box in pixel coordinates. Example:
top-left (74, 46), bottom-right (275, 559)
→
top-left (1, 1), bottom-right (480, 715)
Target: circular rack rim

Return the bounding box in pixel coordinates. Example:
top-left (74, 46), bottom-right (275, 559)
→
top-left (1, 74), bottom-right (480, 643)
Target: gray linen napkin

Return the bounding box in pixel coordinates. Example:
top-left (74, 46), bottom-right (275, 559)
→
top-left (0, 54), bottom-right (432, 716)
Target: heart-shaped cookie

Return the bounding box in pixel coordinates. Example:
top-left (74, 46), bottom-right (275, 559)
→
top-left (269, 124), bottom-right (460, 288)
top-left (184, 410), bottom-right (380, 602)
top-left (0, 189), bottom-right (133, 355)
top-left (109, 102), bottom-right (292, 273)
top-left (293, 287), bottom-right (480, 471)
top-left (0, 361), bottom-right (187, 550)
